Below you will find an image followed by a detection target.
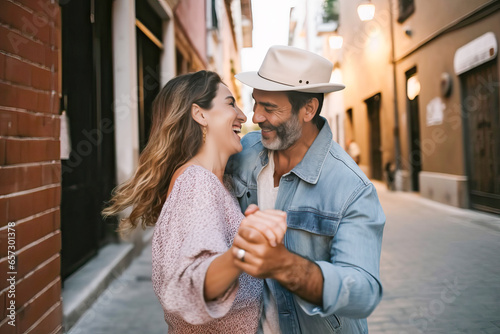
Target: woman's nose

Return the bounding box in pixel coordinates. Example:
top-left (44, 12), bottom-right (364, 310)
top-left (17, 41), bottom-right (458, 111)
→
top-left (237, 106), bottom-right (247, 123)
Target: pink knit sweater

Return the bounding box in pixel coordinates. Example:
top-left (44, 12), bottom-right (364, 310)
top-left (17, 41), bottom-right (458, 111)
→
top-left (152, 165), bottom-right (263, 333)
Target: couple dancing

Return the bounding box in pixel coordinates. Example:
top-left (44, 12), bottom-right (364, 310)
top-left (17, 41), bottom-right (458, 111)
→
top-left (104, 46), bottom-right (385, 333)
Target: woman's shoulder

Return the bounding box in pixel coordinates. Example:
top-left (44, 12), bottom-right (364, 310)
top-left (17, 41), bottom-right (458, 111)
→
top-left (168, 164), bottom-right (222, 201)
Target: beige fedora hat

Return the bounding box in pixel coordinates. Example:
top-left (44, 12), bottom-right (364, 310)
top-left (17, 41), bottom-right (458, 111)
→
top-left (235, 45), bottom-right (345, 93)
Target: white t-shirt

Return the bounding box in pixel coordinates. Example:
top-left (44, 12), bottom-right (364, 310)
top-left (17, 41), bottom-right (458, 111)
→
top-left (257, 150), bottom-right (281, 334)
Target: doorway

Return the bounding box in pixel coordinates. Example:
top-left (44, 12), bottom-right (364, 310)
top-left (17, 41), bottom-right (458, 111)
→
top-left (406, 67), bottom-right (421, 191)
top-left (60, 0), bottom-right (117, 280)
top-left (365, 94), bottom-right (383, 180)
top-left (461, 60), bottom-right (500, 214)
top-left (136, 1), bottom-right (162, 151)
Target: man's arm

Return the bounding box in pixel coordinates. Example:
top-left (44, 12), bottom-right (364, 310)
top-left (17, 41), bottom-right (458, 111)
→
top-left (272, 250), bottom-right (324, 305)
top-left (233, 182), bottom-right (385, 318)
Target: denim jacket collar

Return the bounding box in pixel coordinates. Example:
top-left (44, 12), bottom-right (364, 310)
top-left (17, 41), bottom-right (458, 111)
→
top-left (258, 117), bottom-right (332, 185)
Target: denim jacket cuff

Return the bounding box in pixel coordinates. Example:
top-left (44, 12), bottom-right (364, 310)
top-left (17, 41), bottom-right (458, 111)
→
top-left (293, 260), bottom-right (343, 317)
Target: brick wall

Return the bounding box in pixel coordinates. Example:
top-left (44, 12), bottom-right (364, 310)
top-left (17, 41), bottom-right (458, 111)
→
top-left (0, 0), bottom-right (63, 333)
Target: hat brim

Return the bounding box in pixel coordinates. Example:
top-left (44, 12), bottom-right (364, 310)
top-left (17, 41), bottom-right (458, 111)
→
top-left (235, 71), bottom-right (345, 94)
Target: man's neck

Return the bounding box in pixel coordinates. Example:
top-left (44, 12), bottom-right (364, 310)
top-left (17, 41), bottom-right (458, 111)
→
top-left (273, 123), bottom-right (320, 186)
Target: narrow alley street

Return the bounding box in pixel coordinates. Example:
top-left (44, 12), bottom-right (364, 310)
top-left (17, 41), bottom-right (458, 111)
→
top-left (369, 183), bottom-right (500, 334)
top-left (68, 184), bottom-right (500, 334)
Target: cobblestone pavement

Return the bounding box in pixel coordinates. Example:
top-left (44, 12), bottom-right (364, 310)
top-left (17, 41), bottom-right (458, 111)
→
top-left (368, 185), bottom-right (500, 334)
top-left (68, 185), bottom-right (500, 334)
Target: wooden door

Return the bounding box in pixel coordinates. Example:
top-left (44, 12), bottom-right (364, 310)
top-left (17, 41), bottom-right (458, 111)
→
top-left (461, 61), bottom-right (500, 214)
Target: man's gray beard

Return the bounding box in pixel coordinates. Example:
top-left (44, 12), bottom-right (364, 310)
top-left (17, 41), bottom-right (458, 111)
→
top-left (261, 114), bottom-right (302, 151)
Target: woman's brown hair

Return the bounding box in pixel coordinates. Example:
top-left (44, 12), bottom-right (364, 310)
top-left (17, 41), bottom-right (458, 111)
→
top-left (102, 70), bottom-right (222, 237)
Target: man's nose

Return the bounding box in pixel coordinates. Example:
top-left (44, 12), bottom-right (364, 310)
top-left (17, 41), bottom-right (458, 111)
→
top-left (252, 108), bottom-right (266, 124)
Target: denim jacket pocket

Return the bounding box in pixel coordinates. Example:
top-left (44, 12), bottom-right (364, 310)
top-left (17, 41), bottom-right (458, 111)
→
top-left (286, 208), bottom-right (340, 236)
top-left (285, 209), bottom-right (340, 261)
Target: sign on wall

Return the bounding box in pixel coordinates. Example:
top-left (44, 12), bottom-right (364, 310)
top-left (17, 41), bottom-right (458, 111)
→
top-left (454, 32), bottom-right (497, 75)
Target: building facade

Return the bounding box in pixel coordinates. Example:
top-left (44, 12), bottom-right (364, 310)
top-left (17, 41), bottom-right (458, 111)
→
top-left (0, 0), bottom-right (252, 332)
top-left (291, 0), bottom-right (500, 214)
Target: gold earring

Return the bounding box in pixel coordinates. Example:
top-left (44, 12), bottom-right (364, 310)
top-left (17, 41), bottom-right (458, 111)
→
top-left (202, 126), bottom-right (207, 143)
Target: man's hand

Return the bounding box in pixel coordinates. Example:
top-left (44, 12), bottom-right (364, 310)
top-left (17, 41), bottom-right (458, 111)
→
top-left (232, 207), bottom-right (324, 305)
top-left (239, 205), bottom-right (287, 247)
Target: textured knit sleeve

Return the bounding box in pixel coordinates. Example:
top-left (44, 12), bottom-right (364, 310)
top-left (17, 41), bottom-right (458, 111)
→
top-left (152, 167), bottom-right (239, 325)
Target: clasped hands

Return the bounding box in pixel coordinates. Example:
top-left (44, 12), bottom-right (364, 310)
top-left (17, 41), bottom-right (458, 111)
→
top-left (231, 204), bottom-right (290, 279)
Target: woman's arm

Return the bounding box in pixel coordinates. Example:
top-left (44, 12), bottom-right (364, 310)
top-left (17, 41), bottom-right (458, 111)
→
top-left (204, 207), bottom-right (287, 301)
top-left (204, 247), bottom-right (242, 301)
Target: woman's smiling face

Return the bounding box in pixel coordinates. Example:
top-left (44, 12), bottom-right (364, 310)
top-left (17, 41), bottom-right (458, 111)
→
top-left (204, 83), bottom-right (247, 156)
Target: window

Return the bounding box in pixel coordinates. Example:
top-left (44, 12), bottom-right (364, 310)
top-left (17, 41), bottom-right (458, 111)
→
top-left (397, 0), bottom-right (415, 23)
top-left (322, 0), bottom-right (339, 23)
top-left (211, 0), bottom-right (218, 29)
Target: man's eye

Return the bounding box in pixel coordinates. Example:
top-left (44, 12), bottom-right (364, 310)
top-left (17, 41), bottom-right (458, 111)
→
top-left (229, 102), bottom-right (235, 107)
top-left (264, 108), bottom-right (272, 113)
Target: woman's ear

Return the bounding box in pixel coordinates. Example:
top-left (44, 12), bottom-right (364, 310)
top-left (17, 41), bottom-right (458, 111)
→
top-left (191, 103), bottom-right (207, 126)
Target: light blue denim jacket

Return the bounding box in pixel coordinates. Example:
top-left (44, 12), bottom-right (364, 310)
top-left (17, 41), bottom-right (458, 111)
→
top-left (226, 117), bottom-right (385, 334)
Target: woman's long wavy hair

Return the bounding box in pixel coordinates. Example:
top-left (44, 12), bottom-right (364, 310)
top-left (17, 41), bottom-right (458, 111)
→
top-left (103, 70), bottom-right (222, 238)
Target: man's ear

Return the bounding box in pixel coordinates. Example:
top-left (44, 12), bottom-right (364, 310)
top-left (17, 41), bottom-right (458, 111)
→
top-left (191, 103), bottom-right (207, 126)
top-left (303, 98), bottom-right (319, 123)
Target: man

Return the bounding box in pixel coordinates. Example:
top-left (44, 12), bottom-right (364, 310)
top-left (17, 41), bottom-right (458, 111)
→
top-left (226, 45), bottom-right (386, 333)
top-left (346, 139), bottom-right (361, 164)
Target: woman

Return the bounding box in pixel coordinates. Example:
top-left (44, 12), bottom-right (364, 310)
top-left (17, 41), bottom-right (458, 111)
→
top-left (103, 70), bottom-right (286, 333)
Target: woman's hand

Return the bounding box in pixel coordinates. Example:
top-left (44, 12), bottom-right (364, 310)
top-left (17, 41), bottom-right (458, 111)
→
top-left (237, 204), bottom-right (287, 247)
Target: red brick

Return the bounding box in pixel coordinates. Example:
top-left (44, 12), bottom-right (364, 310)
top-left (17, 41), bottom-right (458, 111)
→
top-left (7, 185), bottom-right (61, 223)
top-left (27, 301), bottom-right (62, 334)
top-left (0, 81), bottom-right (41, 112)
top-left (0, 138), bottom-right (5, 164)
top-left (0, 1), bottom-right (31, 34)
top-left (17, 279), bottom-right (60, 333)
top-left (0, 109), bottom-right (59, 137)
top-left (4, 138), bottom-right (59, 165)
top-left (18, 86), bottom-right (39, 111)
top-left (0, 232), bottom-right (61, 290)
top-left (0, 198), bottom-right (7, 225)
top-left (44, 45), bottom-right (58, 71)
top-left (37, 90), bottom-right (51, 112)
top-left (0, 82), bottom-right (18, 108)
top-left (0, 25), bottom-right (55, 69)
top-left (0, 25), bottom-right (46, 66)
top-left (15, 0), bottom-right (60, 24)
top-left (0, 53), bottom-right (5, 80)
top-left (0, 162), bottom-right (59, 195)
top-left (42, 162), bottom-right (61, 184)
top-left (51, 91), bottom-right (60, 114)
top-left (2, 211), bottom-right (59, 257)
top-left (0, 290), bottom-right (6, 320)
top-left (0, 1), bottom-right (51, 45)
top-left (32, 65), bottom-right (51, 91)
top-left (5, 54), bottom-right (32, 86)
top-left (0, 316), bottom-right (16, 334)
top-left (0, 164), bottom-right (41, 195)
top-left (0, 109), bottom-right (18, 136)
top-left (13, 254), bottom-right (60, 310)
top-left (17, 111), bottom-right (59, 137)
